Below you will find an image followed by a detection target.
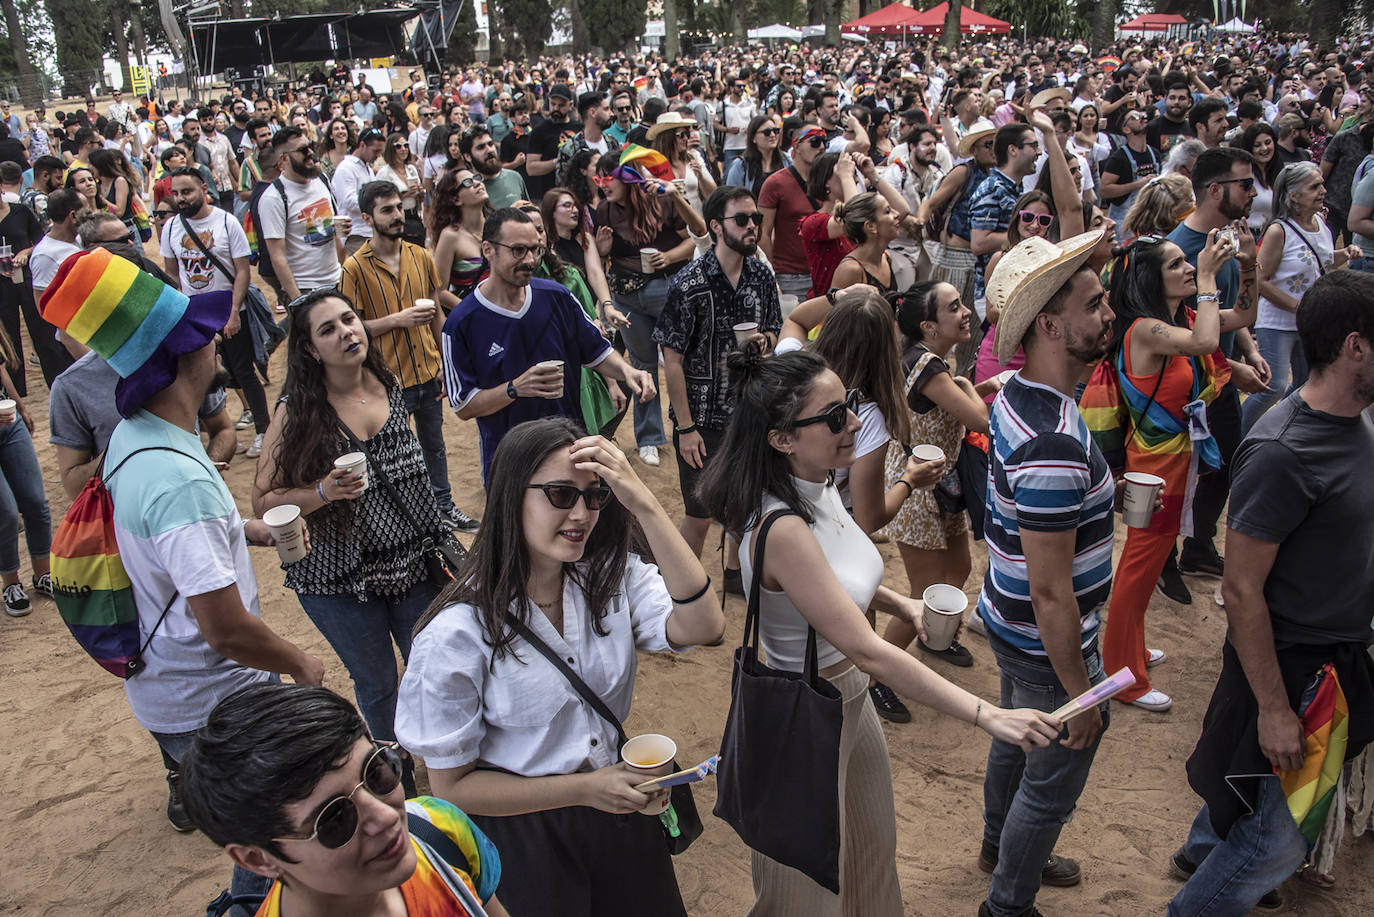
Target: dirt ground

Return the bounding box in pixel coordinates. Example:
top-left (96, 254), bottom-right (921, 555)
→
top-left (1, 267), bottom-right (1369, 915)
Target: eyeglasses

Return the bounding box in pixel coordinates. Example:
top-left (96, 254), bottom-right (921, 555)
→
top-left (153, 210), bottom-right (174, 219)
top-left (273, 743), bottom-right (403, 850)
top-left (724, 212), bottom-right (764, 227)
top-left (614, 106), bottom-right (632, 113)
top-left (1018, 210), bottom-right (1055, 228)
top-left (491, 240), bottom-right (544, 260)
top-left (794, 388), bottom-right (861, 435)
top-left (394, 141), bottom-right (409, 148)
top-left (1214, 176), bottom-right (1255, 191)
top-left (528, 482), bottom-right (615, 510)
top-left (286, 146), bottom-right (315, 158)
top-left (757, 127), bottom-right (781, 137)
top-left (1017, 141), bottom-right (1042, 152)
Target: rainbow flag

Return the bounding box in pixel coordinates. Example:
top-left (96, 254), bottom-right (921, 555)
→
top-left (619, 143), bottom-right (676, 182)
top-left (1279, 664), bottom-right (1350, 847)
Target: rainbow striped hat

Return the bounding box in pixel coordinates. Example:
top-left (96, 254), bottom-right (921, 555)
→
top-left (39, 247), bottom-right (232, 417)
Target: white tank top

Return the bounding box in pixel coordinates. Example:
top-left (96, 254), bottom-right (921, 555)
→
top-left (1258, 217), bottom-right (1333, 332)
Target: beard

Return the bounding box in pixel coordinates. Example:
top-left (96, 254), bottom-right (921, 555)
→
top-left (1219, 190), bottom-right (1252, 221)
top-left (294, 159), bottom-right (321, 179)
top-left (474, 154), bottom-right (501, 177)
top-left (174, 196), bottom-right (203, 215)
top-left (206, 366), bottom-right (232, 398)
top-left (722, 230), bottom-right (758, 257)
top-left (1066, 324), bottom-right (1112, 364)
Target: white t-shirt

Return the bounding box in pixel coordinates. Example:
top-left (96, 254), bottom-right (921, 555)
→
top-left (160, 208), bottom-right (250, 296)
top-left (330, 153), bottom-right (376, 239)
top-left (30, 235), bottom-right (81, 293)
top-left (257, 174), bottom-right (342, 291)
top-left (833, 400), bottom-right (891, 510)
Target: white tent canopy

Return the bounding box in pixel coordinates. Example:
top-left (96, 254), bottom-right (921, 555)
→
top-left (1218, 17), bottom-right (1256, 33)
top-left (748, 23), bottom-right (803, 39)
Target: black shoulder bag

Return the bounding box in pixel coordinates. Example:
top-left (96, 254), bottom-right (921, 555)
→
top-left (713, 509), bottom-right (843, 893)
top-left (503, 611), bottom-right (704, 855)
top-left (338, 421), bottom-right (466, 588)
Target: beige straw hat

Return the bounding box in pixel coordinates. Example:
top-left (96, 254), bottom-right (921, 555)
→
top-left (1030, 86), bottom-right (1071, 108)
top-left (988, 230), bottom-right (1105, 364)
top-left (957, 121), bottom-right (997, 158)
top-left (646, 111), bottom-right (697, 141)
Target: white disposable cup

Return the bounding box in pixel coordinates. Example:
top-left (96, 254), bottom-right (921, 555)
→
top-left (262, 504), bottom-right (308, 564)
top-left (1122, 472), bottom-right (1165, 528)
top-left (910, 444), bottom-right (946, 489)
top-left (621, 733), bottom-right (677, 815)
top-left (0, 399), bottom-right (15, 425)
top-left (414, 297), bottom-right (435, 313)
top-left (537, 359), bottom-right (565, 370)
top-left (922, 583), bottom-right (968, 652)
top-left (639, 247), bottom-right (660, 273)
top-left (779, 293), bottom-right (800, 316)
top-left (334, 451), bottom-right (369, 492)
top-left (733, 321), bottom-right (759, 345)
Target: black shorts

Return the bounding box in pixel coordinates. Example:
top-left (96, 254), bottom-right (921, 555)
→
top-left (674, 424), bottom-right (724, 519)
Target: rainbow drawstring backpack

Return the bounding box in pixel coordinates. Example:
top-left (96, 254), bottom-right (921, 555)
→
top-left (49, 448), bottom-right (191, 678)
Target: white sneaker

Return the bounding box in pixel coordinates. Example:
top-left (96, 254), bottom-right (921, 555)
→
top-left (966, 607), bottom-right (987, 637)
top-left (1125, 689), bottom-right (1173, 712)
top-left (1214, 585), bottom-right (1225, 607)
top-left (1147, 648), bottom-right (1168, 668)
top-left (246, 433), bottom-right (264, 458)
top-left (638, 445), bottom-right (660, 466)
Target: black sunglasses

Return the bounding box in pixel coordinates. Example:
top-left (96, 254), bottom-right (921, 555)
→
top-left (456, 175), bottom-right (483, 190)
top-left (1214, 176), bottom-right (1256, 191)
top-left (528, 482), bottom-right (615, 510)
top-left (273, 743), bottom-right (403, 850)
top-left (757, 127), bottom-right (781, 137)
top-left (794, 388), bottom-right (861, 434)
top-left (725, 212), bottom-right (763, 227)
top-left (1018, 210), bottom-right (1055, 228)
top-left (153, 210), bottom-right (174, 219)
top-left (802, 135), bottom-right (826, 149)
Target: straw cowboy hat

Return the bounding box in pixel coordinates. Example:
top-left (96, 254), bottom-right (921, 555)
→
top-left (957, 121), bottom-right (997, 158)
top-left (647, 111), bottom-right (697, 141)
top-left (988, 230), bottom-right (1105, 364)
top-left (1030, 86), bottom-right (1071, 108)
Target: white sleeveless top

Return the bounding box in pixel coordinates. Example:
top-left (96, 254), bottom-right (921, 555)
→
top-left (1258, 217), bottom-right (1333, 332)
top-left (739, 476), bottom-right (886, 673)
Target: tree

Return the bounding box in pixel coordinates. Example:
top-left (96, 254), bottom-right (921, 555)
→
top-left (664, 0), bottom-right (679, 60)
top-left (48, 0), bottom-right (105, 97)
top-left (0, 0), bottom-right (40, 104)
top-left (942, 0), bottom-right (960, 51)
top-left (501, 0), bottom-right (551, 58)
top-left (1091, 0), bottom-right (1115, 52)
top-left (581, 0), bottom-right (646, 54)
top-left (444, 0), bottom-right (478, 66)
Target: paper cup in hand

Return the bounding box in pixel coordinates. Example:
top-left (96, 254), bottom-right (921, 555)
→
top-left (263, 504), bottom-right (308, 564)
top-left (1122, 472), bottom-right (1164, 528)
top-left (334, 451), bottom-right (368, 491)
top-left (639, 247), bottom-right (660, 273)
top-left (922, 584), bottom-right (968, 652)
top-left (621, 734), bottom-right (676, 815)
top-left (0, 399), bottom-right (15, 425)
top-left (779, 293), bottom-right (799, 316)
top-left (911, 444), bottom-right (945, 489)
top-left (733, 322), bottom-right (759, 345)
top-left (414, 298), bottom-right (435, 314)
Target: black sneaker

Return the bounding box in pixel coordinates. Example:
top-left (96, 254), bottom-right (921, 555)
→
top-left (723, 567), bottom-right (743, 596)
top-left (31, 572), bottom-right (53, 599)
top-left (3, 583), bottom-right (30, 617)
top-left (918, 638), bottom-right (974, 667)
top-left (443, 506), bottom-right (481, 533)
top-left (980, 839), bottom-right (1081, 887)
top-left (1169, 849), bottom-right (1282, 909)
top-left (1156, 558), bottom-right (1193, 605)
top-left (234, 409), bottom-right (254, 431)
top-left (869, 683), bottom-right (911, 723)
top-left (166, 772), bottom-right (195, 833)
top-left (1178, 541), bottom-right (1225, 577)
top-left (978, 901), bottom-right (1046, 917)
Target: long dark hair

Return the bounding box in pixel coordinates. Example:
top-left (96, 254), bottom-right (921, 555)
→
top-left (596, 154), bottom-right (662, 246)
top-left (564, 147), bottom-right (601, 213)
top-left (811, 289), bottom-right (911, 448)
top-left (1240, 122), bottom-right (1281, 187)
top-left (414, 418), bottom-right (637, 662)
top-left (1106, 236), bottom-right (1185, 357)
top-left (317, 117), bottom-right (357, 157)
top-left (742, 114), bottom-right (783, 181)
top-left (696, 348), bottom-right (829, 534)
top-left (896, 280), bottom-right (945, 345)
top-left (272, 290), bottom-right (395, 492)
top-left (428, 167), bottom-right (489, 239)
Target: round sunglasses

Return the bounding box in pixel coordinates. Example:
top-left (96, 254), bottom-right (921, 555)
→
top-left (528, 482), bottom-right (615, 510)
top-left (794, 388), bottom-right (861, 434)
top-left (274, 743), bottom-right (403, 850)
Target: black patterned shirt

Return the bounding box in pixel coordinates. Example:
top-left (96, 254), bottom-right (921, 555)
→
top-left (652, 249), bottom-right (782, 431)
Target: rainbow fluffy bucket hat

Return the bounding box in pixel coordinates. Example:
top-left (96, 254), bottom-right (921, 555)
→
top-left (39, 247), bottom-right (232, 417)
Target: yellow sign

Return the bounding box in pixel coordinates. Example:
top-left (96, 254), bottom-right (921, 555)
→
top-left (370, 57), bottom-right (395, 68)
top-left (130, 65), bottom-right (151, 97)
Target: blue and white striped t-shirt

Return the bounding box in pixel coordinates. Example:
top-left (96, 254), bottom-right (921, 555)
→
top-left (977, 375), bottom-right (1115, 658)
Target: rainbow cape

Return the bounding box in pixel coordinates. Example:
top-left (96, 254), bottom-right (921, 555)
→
top-left (619, 143), bottom-right (676, 182)
top-left (1279, 664), bottom-right (1350, 847)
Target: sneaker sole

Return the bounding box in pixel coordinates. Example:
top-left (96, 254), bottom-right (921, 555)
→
top-left (5, 606), bottom-right (31, 617)
top-left (1177, 565), bottom-right (1223, 578)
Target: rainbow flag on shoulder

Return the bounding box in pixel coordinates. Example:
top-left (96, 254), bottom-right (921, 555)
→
top-left (1279, 664), bottom-right (1350, 847)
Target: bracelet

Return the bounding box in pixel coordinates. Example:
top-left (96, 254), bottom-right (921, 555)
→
top-left (974, 699), bottom-right (982, 729)
top-left (671, 576), bottom-right (712, 604)
top-left (1196, 292), bottom-right (1220, 304)
top-left (317, 479), bottom-right (332, 504)
top-left (675, 423), bottom-right (697, 436)
top-left (825, 288), bottom-right (839, 305)
top-left (894, 479), bottom-right (914, 497)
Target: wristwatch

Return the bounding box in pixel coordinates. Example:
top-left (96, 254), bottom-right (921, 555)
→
top-left (506, 380), bottom-right (518, 400)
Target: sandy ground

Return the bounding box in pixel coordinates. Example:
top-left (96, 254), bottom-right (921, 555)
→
top-left (1, 269), bottom-right (1370, 916)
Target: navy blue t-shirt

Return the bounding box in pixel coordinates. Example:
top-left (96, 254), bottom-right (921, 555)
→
top-left (1168, 221), bottom-right (1238, 357)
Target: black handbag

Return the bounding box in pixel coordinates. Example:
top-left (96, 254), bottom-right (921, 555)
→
top-left (504, 612), bottom-right (704, 855)
top-left (339, 422), bottom-right (466, 587)
top-left (714, 510), bottom-right (843, 893)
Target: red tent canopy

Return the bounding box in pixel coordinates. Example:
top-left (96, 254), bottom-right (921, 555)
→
top-left (1121, 13), bottom-right (1189, 31)
top-left (842, 2), bottom-right (922, 35)
top-left (908, 2), bottom-right (1011, 34)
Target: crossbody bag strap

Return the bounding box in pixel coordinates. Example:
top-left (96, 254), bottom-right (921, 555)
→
top-left (406, 811), bottom-right (472, 877)
top-left (178, 212), bottom-right (237, 284)
top-left (1280, 218), bottom-right (1327, 276)
top-left (504, 611), bottom-right (629, 749)
top-left (338, 420), bottom-right (435, 546)
top-left (787, 165), bottom-right (821, 211)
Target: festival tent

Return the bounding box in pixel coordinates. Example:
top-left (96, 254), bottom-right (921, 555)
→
top-left (842, 2), bottom-right (923, 35)
top-left (908, 3), bottom-right (1011, 35)
top-left (1120, 13), bottom-right (1190, 31)
top-left (1218, 17), bottom-right (1257, 32)
top-left (748, 23), bottom-right (804, 40)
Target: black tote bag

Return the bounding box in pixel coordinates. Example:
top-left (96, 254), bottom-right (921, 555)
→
top-left (713, 510), bottom-right (844, 893)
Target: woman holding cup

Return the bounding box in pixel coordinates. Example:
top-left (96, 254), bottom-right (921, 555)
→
top-left (251, 289), bottom-right (453, 764)
top-left (1099, 233), bottom-right (1236, 712)
top-left (396, 417), bottom-right (725, 916)
top-left (375, 132), bottom-right (425, 246)
top-left (697, 348), bottom-right (1061, 914)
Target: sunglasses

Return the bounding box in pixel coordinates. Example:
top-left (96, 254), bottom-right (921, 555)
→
top-left (1018, 210), bottom-right (1055, 228)
top-left (794, 388), bottom-right (861, 435)
top-left (725, 212), bottom-right (763, 227)
top-left (456, 175), bottom-right (483, 190)
top-left (615, 106), bottom-right (632, 113)
top-left (528, 482), bottom-right (615, 510)
top-left (274, 743), bottom-right (403, 850)
top-left (757, 127), bottom-right (781, 137)
top-left (153, 210), bottom-right (174, 219)
top-left (801, 135), bottom-right (826, 149)
top-left (1214, 176), bottom-right (1256, 191)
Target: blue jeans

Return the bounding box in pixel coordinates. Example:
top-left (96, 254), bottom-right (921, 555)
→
top-left (152, 730), bottom-right (273, 917)
top-left (982, 638), bottom-right (1109, 917)
top-left (775, 272), bottom-right (812, 298)
top-left (401, 377), bottom-right (453, 514)
top-left (721, 148), bottom-right (744, 175)
top-left (1168, 777), bottom-right (1307, 917)
top-left (612, 277), bottom-right (669, 448)
top-left (1240, 328), bottom-right (1308, 436)
top-left (0, 418), bottom-right (50, 574)
top-left (296, 580), bottom-right (440, 742)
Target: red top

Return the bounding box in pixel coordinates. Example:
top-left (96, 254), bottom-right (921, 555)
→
top-left (759, 167), bottom-right (817, 275)
top-left (799, 211), bottom-right (854, 298)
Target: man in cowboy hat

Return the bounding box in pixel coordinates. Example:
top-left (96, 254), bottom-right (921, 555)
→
top-left (976, 230), bottom-right (1116, 917)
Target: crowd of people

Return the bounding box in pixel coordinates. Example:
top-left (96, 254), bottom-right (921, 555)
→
top-left (7, 23), bottom-right (1374, 917)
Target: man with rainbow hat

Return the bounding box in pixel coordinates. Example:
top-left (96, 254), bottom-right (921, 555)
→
top-left (40, 248), bottom-right (325, 884)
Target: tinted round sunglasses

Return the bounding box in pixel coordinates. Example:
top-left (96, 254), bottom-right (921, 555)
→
top-left (528, 482), bottom-right (615, 510)
top-left (273, 743), bottom-right (403, 850)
